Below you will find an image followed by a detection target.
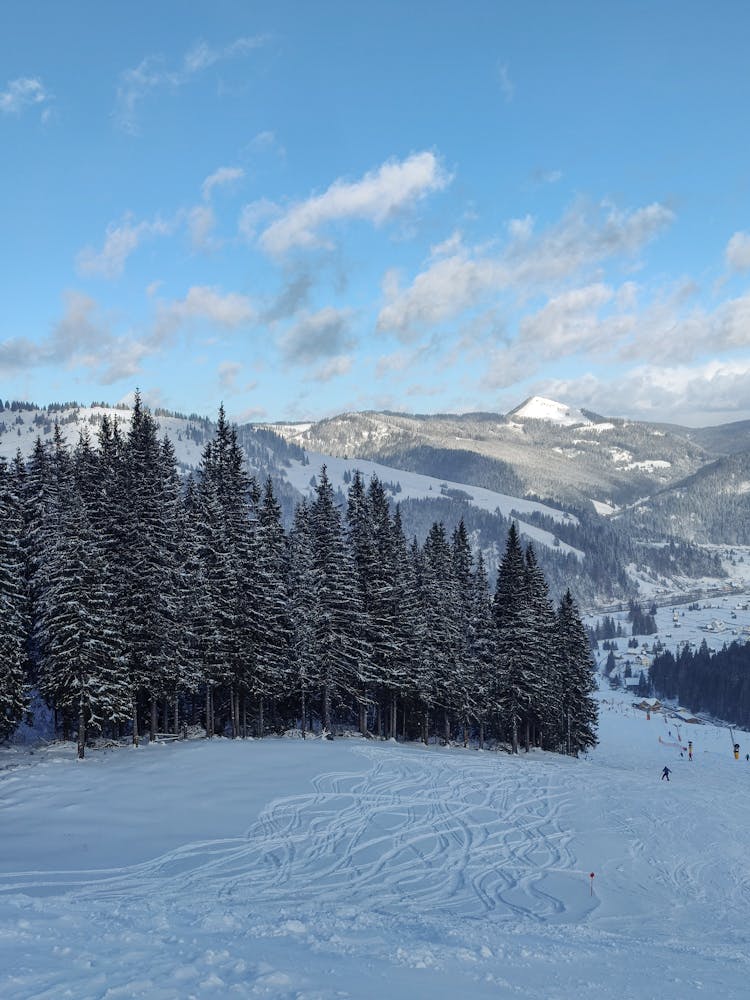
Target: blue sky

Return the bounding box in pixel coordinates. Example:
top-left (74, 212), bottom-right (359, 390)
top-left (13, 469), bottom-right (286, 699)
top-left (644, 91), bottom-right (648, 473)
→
top-left (1, 0), bottom-right (749, 425)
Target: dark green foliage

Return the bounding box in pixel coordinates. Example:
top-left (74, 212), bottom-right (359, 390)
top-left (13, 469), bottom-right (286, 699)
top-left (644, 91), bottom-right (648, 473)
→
top-left (5, 404), bottom-right (598, 759)
top-left (0, 458), bottom-right (28, 739)
top-left (651, 640), bottom-right (750, 727)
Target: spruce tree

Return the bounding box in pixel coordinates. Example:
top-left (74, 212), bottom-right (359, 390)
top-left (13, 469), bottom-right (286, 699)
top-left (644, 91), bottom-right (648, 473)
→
top-left (310, 466), bottom-right (370, 734)
top-left (36, 488), bottom-right (130, 757)
top-left (523, 544), bottom-right (562, 751)
top-left (287, 498), bottom-right (318, 735)
top-left (492, 522), bottom-right (536, 753)
top-left (557, 589), bottom-right (599, 755)
top-left (0, 457), bottom-right (28, 740)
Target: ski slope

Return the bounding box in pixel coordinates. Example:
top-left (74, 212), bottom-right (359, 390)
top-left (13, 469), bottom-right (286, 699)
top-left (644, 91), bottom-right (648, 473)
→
top-left (2, 694), bottom-right (750, 999)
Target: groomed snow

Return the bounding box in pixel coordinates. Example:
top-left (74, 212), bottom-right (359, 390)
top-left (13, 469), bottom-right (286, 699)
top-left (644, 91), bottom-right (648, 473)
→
top-left (3, 686), bottom-right (750, 998)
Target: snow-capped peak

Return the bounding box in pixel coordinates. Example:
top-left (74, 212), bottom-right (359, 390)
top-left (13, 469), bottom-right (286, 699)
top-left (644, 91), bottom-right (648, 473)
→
top-left (509, 396), bottom-right (592, 427)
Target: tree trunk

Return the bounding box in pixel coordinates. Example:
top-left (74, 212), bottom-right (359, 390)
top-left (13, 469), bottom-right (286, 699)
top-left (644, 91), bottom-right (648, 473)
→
top-left (206, 686), bottom-right (213, 738)
top-left (77, 698), bottom-right (86, 760)
top-left (479, 720), bottom-right (484, 750)
top-left (390, 698), bottom-right (397, 741)
top-left (463, 716), bottom-right (469, 748)
top-left (242, 693), bottom-right (247, 739)
top-left (323, 685), bottom-right (332, 735)
top-left (524, 718), bottom-right (530, 753)
top-left (149, 698), bottom-right (157, 741)
top-left (511, 710), bottom-right (518, 754)
top-left (132, 696), bottom-right (139, 746)
top-left (422, 709), bottom-right (429, 746)
top-left (258, 696), bottom-right (265, 738)
top-left (444, 711), bottom-right (450, 745)
top-left (229, 686), bottom-right (237, 739)
top-left (359, 701), bottom-right (367, 737)
top-left (301, 686), bottom-right (307, 739)
top-left (173, 693), bottom-right (179, 736)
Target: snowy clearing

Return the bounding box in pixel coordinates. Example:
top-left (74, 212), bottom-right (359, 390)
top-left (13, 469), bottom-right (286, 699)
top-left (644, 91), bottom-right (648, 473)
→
top-left (3, 690), bottom-right (750, 999)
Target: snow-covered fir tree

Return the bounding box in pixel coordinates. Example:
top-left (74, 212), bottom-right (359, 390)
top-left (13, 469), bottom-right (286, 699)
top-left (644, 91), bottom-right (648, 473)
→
top-left (1, 394), bottom-right (598, 756)
top-left (0, 457), bottom-right (28, 739)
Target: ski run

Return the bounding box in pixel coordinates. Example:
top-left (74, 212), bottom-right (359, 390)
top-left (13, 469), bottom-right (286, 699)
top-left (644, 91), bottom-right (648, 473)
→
top-left (2, 687), bottom-right (750, 999)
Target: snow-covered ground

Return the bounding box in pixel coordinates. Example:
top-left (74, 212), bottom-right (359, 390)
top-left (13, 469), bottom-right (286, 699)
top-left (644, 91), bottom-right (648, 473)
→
top-left (589, 591), bottom-right (750, 661)
top-left (284, 452), bottom-right (584, 559)
top-left (510, 396), bottom-right (592, 427)
top-left (3, 687), bottom-right (750, 998)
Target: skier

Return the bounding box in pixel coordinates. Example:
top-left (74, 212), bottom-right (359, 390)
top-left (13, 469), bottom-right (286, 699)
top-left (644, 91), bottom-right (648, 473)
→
top-left (661, 766), bottom-right (671, 781)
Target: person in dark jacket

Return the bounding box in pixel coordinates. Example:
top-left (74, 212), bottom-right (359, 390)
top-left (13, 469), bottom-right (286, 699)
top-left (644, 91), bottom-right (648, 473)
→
top-left (661, 766), bottom-right (671, 781)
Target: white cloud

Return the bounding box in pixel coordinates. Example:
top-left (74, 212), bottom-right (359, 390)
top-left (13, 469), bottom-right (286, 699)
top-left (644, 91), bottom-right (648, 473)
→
top-left (187, 204), bottom-right (216, 251)
top-left (0, 290), bottom-right (151, 383)
top-left (378, 254), bottom-right (507, 339)
top-left (277, 307), bottom-right (354, 365)
top-left (155, 286), bottom-right (255, 341)
top-left (259, 151), bottom-right (450, 256)
top-left (375, 349), bottom-right (414, 378)
top-left (201, 166), bottom-right (245, 200)
top-left (0, 76), bottom-right (50, 116)
top-left (250, 130), bottom-right (286, 159)
top-left (116, 36), bottom-right (266, 134)
top-left (377, 200), bottom-right (674, 340)
top-left (238, 198), bottom-right (278, 242)
top-left (540, 358), bottom-right (750, 425)
top-left (517, 283), bottom-right (622, 356)
top-left (726, 231), bottom-right (750, 272)
top-left (218, 360), bottom-right (242, 391)
top-left (309, 355), bottom-right (354, 382)
top-left (497, 62), bottom-right (515, 103)
top-left (77, 215), bottom-right (172, 279)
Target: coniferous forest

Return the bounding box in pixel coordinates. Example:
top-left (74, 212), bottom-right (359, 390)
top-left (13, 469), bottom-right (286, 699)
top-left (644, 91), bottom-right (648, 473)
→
top-left (0, 396), bottom-right (598, 759)
top-left (650, 640), bottom-right (750, 728)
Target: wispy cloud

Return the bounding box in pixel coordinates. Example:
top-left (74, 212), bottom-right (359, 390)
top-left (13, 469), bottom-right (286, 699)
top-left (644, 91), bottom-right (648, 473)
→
top-left (308, 355), bottom-right (354, 382)
top-left (540, 358), bottom-right (750, 425)
top-left (257, 151), bottom-right (450, 256)
top-left (260, 272), bottom-right (313, 324)
top-left (218, 360), bottom-right (248, 392)
top-left (154, 286), bottom-right (255, 342)
top-left (497, 62), bottom-right (515, 103)
top-left (377, 199), bottom-right (674, 340)
top-left (201, 165), bottom-right (245, 200)
top-left (0, 291), bottom-right (150, 383)
top-left (249, 130), bottom-right (286, 160)
top-left (77, 214), bottom-right (173, 279)
top-left (115, 36), bottom-right (266, 134)
top-left (186, 166), bottom-right (245, 251)
top-left (726, 231), bottom-right (750, 272)
top-left (277, 307), bottom-right (354, 365)
top-left (1, 76), bottom-right (52, 118)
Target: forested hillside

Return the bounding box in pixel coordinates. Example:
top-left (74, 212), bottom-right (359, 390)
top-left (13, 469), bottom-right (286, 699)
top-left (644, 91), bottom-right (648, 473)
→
top-left (622, 451), bottom-right (750, 544)
top-left (650, 640), bottom-right (750, 728)
top-left (0, 397), bottom-right (597, 758)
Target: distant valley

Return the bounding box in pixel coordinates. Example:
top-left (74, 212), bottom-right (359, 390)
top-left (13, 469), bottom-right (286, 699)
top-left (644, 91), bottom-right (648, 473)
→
top-left (2, 395), bottom-right (748, 608)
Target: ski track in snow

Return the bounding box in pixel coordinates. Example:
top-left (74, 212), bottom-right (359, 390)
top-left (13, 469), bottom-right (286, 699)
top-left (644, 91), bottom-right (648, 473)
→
top-left (3, 704), bottom-right (750, 998)
top-left (0, 747), bottom-right (587, 923)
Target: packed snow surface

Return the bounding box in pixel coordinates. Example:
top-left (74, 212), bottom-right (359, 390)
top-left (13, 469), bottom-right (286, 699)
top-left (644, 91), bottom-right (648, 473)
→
top-left (3, 684), bottom-right (750, 998)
